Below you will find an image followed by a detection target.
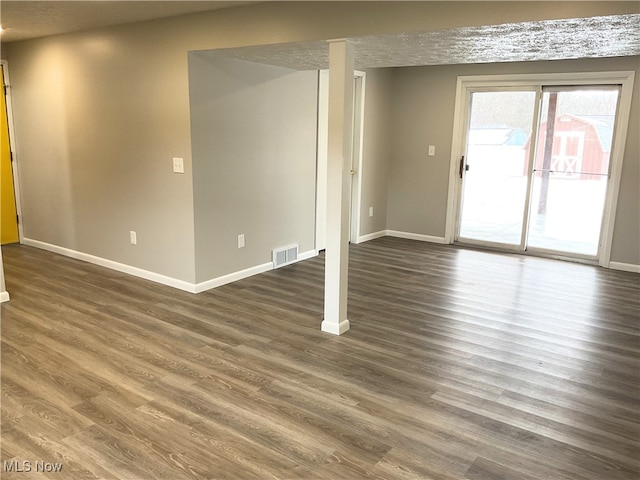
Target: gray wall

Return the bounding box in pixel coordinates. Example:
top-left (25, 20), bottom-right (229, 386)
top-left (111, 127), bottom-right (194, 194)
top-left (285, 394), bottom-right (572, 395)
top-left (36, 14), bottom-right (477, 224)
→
top-left (189, 54), bottom-right (318, 283)
top-left (5, 26), bottom-right (197, 282)
top-left (359, 68), bottom-right (393, 237)
top-left (3, 2), bottom-right (638, 288)
top-left (387, 56), bottom-right (640, 265)
top-left (387, 66), bottom-right (454, 236)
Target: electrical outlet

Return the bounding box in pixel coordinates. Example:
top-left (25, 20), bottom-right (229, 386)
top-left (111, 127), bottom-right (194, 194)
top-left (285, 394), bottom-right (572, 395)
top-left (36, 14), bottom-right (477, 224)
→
top-left (369, 206), bottom-right (374, 217)
top-left (130, 231), bottom-right (137, 245)
top-left (172, 157), bottom-right (184, 174)
top-left (237, 234), bottom-right (245, 249)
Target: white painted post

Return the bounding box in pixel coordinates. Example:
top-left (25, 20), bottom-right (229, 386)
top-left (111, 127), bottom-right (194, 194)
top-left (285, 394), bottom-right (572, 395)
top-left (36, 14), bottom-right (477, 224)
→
top-left (321, 40), bottom-right (354, 335)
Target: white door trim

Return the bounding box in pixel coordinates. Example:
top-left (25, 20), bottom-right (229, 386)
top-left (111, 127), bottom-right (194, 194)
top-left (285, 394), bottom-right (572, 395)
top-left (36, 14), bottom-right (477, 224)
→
top-left (600, 72), bottom-right (635, 267)
top-left (1, 60), bottom-right (24, 244)
top-left (316, 70), bottom-right (329, 252)
top-left (316, 69), bottom-right (366, 251)
top-left (445, 71), bottom-right (635, 267)
top-left (350, 71), bottom-right (366, 244)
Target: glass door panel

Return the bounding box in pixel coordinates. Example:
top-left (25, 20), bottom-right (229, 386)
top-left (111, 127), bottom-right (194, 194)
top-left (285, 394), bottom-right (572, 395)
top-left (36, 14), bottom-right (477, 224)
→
top-left (458, 91), bottom-right (537, 246)
top-left (527, 88), bottom-right (619, 256)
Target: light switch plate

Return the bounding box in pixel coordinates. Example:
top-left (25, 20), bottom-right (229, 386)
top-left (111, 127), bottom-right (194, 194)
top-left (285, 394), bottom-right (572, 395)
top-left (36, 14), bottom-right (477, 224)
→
top-left (172, 157), bottom-right (184, 174)
top-left (428, 145), bottom-right (436, 156)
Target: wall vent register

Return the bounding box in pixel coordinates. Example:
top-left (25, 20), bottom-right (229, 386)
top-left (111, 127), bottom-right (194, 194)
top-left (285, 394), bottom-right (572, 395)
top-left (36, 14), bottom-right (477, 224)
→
top-left (272, 245), bottom-right (298, 268)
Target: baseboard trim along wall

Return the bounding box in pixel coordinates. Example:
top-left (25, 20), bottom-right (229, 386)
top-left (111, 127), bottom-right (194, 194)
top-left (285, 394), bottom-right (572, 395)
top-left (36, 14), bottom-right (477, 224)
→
top-left (0, 291), bottom-right (10, 303)
top-left (609, 261), bottom-right (640, 274)
top-left (194, 262), bottom-right (272, 293)
top-left (358, 230), bottom-right (447, 244)
top-left (385, 230), bottom-right (447, 244)
top-left (356, 230), bottom-right (387, 243)
top-left (23, 238), bottom-right (197, 292)
top-left (23, 238), bottom-right (318, 294)
top-left (297, 249), bottom-right (319, 263)
top-left (357, 230), bottom-right (447, 245)
top-left (18, 237), bottom-right (638, 297)
top-left (194, 249), bottom-right (317, 293)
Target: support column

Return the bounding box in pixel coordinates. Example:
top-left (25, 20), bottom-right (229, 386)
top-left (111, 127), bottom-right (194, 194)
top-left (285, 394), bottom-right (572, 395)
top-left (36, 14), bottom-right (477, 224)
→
top-left (321, 40), bottom-right (354, 335)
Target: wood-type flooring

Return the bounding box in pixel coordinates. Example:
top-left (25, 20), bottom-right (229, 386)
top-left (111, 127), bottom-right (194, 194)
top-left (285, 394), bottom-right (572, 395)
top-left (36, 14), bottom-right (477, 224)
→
top-left (1, 237), bottom-right (639, 479)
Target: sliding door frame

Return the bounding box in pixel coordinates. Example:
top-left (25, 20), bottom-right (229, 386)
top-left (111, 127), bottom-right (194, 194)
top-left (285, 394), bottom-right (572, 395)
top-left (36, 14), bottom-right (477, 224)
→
top-left (445, 71), bottom-right (635, 267)
top-left (455, 86), bottom-right (542, 253)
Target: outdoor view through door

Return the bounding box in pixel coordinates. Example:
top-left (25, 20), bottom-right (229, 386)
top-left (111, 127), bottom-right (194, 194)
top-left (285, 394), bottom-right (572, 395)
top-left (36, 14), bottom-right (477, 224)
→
top-left (458, 90), bottom-right (537, 246)
top-left (457, 86), bottom-right (620, 259)
top-left (528, 88), bottom-right (619, 255)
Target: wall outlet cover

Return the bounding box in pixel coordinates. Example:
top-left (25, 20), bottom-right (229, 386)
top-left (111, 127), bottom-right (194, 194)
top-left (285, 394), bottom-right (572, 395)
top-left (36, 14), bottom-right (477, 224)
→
top-left (172, 157), bottom-right (184, 174)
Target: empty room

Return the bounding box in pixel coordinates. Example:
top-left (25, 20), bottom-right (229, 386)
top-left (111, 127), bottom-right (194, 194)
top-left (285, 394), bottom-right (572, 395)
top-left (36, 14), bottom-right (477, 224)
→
top-left (1, 1), bottom-right (639, 479)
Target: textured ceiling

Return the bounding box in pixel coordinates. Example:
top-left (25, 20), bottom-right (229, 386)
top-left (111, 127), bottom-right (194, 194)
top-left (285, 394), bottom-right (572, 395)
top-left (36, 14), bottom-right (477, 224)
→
top-left (0, 1), bottom-right (259, 43)
top-left (211, 14), bottom-right (640, 69)
top-left (1, 1), bottom-right (638, 69)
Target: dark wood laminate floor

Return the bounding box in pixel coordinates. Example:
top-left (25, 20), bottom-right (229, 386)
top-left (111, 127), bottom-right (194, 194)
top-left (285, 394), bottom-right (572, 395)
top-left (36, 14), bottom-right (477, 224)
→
top-left (1, 237), bottom-right (638, 479)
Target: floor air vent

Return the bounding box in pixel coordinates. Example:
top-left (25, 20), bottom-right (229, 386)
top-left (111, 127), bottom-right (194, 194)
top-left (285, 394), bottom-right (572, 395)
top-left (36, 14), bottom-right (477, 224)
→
top-left (273, 244), bottom-right (298, 268)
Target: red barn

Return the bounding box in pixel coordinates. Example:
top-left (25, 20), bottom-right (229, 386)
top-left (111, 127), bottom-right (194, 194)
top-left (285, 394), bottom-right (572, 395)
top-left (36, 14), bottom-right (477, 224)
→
top-left (526, 114), bottom-right (614, 179)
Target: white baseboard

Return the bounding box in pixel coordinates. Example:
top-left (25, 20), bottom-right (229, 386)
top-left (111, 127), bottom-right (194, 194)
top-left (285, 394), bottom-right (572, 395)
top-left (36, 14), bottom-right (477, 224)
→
top-left (385, 230), bottom-right (447, 244)
top-left (0, 291), bottom-right (10, 303)
top-left (194, 262), bottom-right (273, 293)
top-left (298, 249), bottom-right (319, 262)
top-left (609, 261), bottom-right (640, 274)
top-left (23, 239), bottom-right (319, 295)
top-left (195, 249), bottom-right (317, 293)
top-left (23, 238), bottom-right (197, 292)
top-left (356, 230), bottom-right (447, 245)
top-left (356, 230), bottom-right (387, 244)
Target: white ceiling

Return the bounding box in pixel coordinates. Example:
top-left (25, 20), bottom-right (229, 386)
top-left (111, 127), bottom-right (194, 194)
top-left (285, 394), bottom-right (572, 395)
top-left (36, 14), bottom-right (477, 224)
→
top-left (0, 1), bottom-right (259, 43)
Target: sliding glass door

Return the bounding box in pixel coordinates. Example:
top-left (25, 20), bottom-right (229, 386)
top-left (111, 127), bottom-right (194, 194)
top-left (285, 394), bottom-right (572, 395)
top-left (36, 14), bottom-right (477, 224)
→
top-left (456, 85), bottom-right (621, 260)
top-left (527, 87), bottom-right (619, 256)
top-left (458, 90), bottom-right (537, 248)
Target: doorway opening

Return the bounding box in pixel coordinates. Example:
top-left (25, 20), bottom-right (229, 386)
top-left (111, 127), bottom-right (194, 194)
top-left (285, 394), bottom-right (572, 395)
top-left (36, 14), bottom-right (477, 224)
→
top-left (1, 62), bottom-right (21, 246)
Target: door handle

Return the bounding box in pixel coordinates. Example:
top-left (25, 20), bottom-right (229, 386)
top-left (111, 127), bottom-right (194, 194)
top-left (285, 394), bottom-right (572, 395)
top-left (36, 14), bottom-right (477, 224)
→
top-left (459, 156), bottom-right (465, 179)
top-left (350, 169), bottom-right (357, 176)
